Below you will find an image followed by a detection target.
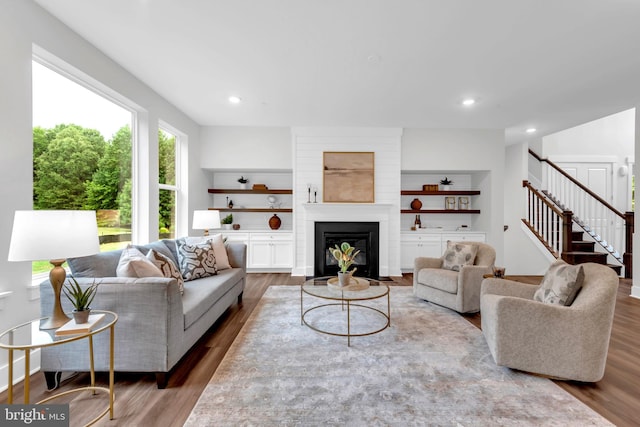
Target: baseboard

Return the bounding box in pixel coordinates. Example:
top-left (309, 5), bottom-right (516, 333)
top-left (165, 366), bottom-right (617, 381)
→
top-left (0, 348), bottom-right (41, 394)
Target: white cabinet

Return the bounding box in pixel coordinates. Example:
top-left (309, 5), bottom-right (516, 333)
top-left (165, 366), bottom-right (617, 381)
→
top-left (400, 234), bottom-right (441, 270)
top-left (248, 232), bottom-right (293, 270)
top-left (401, 232), bottom-right (486, 271)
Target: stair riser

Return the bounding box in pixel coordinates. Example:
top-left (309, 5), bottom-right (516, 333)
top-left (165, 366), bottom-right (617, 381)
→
top-left (562, 252), bottom-right (608, 265)
top-left (571, 242), bottom-right (596, 252)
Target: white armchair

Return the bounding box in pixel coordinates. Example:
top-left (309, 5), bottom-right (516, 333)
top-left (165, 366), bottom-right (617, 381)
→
top-left (413, 241), bottom-right (496, 313)
top-left (480, 262), bottom-right (618, 382)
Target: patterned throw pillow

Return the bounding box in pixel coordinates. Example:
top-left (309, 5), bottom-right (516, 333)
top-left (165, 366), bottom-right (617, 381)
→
top-left (147, 249), bottom-right (185, 295)
top-left (441, 241), bottom-right (478, 272)
top-left (533, 260), bottom-right (584, 306)
top-left (116, 246), bottom-right (164, 278)
top-left (185, 234), bottom-right (232, 270)
top-left (176, 238), bottom-right (218, 281)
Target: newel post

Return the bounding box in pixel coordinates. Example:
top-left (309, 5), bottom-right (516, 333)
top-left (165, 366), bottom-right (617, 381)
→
top-left (623, 211), bottom-right (634, 279)
top-left (561, 210), bottom-right (573, 256)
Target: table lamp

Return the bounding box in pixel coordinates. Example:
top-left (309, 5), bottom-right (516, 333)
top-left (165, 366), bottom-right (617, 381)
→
top-left (192, 210), bottom-right (221, 236)
top-left (8, 210), bottom-right (100, 329)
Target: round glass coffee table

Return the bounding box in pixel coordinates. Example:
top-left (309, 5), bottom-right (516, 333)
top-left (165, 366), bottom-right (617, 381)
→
top-left (301, 276), bottom-right (390, 346)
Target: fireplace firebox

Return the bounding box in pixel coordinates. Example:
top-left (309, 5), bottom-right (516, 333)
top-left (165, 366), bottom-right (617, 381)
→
top-left (314, 222), bottom-right (379, 278)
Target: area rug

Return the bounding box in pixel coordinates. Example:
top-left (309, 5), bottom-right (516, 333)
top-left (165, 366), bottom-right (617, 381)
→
top-left (185, 286), bottom-right (612, 426)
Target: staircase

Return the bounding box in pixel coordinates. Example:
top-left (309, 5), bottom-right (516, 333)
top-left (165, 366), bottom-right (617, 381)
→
top-left (524, 149), bottom-right (632, 278)
top-left (563, 230), bottom-right (622, 275)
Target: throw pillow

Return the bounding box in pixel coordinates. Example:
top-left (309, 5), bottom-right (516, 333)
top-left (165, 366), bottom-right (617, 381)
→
top-left (176, 238), bottom-right (218, 281)
top-left (185, 234), bottom-right (232, 270)
top-left (147, 249), bottom-right (185, 295)
top-left (441, 241), bottom-right (478, 272)
top-left (116, 246), bottom-right (164, 278)
top-left (533, 260), bottom-right (584, 306)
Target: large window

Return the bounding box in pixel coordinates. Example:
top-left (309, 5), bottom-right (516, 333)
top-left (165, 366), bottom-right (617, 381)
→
top-left (32, 61), bottom-right (133, 273)
top-left (159, 128), bottom-right (178, 239)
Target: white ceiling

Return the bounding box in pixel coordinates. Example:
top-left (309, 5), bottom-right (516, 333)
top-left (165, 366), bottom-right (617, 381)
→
top-left (34, 0), bottom-right (640, 144)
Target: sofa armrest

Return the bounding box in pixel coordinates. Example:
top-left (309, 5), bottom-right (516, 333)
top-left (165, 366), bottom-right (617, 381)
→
top-left (226, 242), bottom-right (247, 271)
top-left (40, 276), bottom-right (184, 372)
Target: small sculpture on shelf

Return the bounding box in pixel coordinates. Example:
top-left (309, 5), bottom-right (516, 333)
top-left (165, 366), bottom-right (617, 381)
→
top-left (238, 176), bottom-right (249, 189)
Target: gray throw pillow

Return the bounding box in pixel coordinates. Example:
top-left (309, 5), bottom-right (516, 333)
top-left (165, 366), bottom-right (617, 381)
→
top-left (176, 238), bottom-right (218, 281)
top-left (442, 241), bottom-right (478, 272)
top-left (533, 260), bottom-right (584, 306)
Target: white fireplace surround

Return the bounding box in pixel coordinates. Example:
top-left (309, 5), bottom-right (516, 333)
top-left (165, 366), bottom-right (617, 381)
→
top-left (302, 203), bottom-right (393, 277)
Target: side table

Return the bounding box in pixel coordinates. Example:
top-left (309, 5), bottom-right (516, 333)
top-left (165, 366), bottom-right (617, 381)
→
top-left (0, 310), bottom-right (117, 424)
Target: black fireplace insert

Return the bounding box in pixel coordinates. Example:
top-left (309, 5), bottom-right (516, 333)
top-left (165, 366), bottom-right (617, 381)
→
top-left (314, 221), bottom-right (379, 278)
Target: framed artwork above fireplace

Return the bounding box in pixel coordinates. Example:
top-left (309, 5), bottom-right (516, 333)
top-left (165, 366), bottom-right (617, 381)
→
top-left (323, 151), bottom-right (375, 203)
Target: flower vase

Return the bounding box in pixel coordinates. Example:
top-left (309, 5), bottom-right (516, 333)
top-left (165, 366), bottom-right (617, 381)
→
top-left (337, 271), bottom-right (352, 287)
top-left (239, 183), bottom-right (247, 189)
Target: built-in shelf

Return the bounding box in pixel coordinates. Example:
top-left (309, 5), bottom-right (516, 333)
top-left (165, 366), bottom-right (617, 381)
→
top-left (401, 209), bottom-right (481, 214)
top-left (401, 190), bottom-right (481, 196)
top-left (208, 189), bottom-right (292, 194)
top-left (214, 208), bottom-right (293, 213)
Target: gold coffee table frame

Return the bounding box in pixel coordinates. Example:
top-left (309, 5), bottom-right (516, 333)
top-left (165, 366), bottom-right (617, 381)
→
top-left (301, 276), bottom-right (390, 346)
top-left (0, 310), bottom-right (117, 426)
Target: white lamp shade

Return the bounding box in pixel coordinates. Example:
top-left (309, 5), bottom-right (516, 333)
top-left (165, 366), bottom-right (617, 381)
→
top-left (8, 210), bottom-right (100, 261)
top-left (192, 210), bottom-right (221, 230)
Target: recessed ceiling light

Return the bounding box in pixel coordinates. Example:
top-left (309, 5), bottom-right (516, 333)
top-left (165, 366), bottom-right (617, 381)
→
top-left (228, 96), bottom-right (242, 104)
top-left (526, 128), bottom-right (537, 133)
top-left (462, 98), bottom-right (476, 106)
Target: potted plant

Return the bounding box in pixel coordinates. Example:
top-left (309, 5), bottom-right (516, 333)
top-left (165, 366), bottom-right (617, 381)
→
top-left (330, 242), bottom-right (360, 286)
top-left (440, 177), bottom-right (453, 191)
top-left (63, 277), bottom-right (98, 324)
top-left (222, 213), bottom-right (233, 230)
top-left (238, 176), bottom-right (249, 189)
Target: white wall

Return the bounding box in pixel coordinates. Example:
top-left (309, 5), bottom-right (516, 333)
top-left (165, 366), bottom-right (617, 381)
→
top-left (401, 128), bottom-right (505, 265)
top-left (543, 108), bottom-right (635, 212)
top-left (504, 143), bottom-right (553, 274)
top-left (200, 126), bottom-right (291, 170)
top-left (0, 1), bottom-right (206, 391)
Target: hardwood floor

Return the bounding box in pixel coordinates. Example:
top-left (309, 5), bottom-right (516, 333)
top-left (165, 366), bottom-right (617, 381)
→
top-left (1, 273), bottom-right (638, 426)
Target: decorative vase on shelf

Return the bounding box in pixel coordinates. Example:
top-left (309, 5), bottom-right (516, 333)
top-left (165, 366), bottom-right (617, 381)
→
top-left (239, 183), bottom-right (247, 190)
top-left (269, 214), bottom-right (281, 230)
top-left (337, 271), bottom-right (352, 287)
top-left (410, 198), bottom-right (422, 210)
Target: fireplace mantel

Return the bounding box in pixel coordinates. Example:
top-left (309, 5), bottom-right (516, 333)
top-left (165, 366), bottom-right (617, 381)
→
top-left (301, 203), bottom-right (393, 277)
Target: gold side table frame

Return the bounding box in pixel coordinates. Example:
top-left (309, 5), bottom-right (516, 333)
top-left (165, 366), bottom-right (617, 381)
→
top-left (0, 310), bottom-right (117, 425)
top-left (301, 276), bottom-right (390, 346)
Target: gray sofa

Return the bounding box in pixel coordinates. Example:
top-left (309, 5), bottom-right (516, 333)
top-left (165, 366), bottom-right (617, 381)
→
top-left (39, 239), bottom-right (246, 388)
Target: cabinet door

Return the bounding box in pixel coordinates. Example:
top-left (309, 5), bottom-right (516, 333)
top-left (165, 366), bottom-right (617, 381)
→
top-left (401, 235), bottom-right (441, 270)
top-left (271, 240), bottom-right (293, 268)
top-left (248, 241), bottom-right (272, 268)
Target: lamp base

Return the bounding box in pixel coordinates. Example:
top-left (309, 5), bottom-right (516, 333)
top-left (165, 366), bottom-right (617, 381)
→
top-left (40, 259), bottom-right (71, 330)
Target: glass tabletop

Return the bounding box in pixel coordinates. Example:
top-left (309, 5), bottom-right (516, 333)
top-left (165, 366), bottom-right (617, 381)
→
top-left (302, 276), bottom-right (389, 301)
top-left (0, 310), bottom-right (117, 350)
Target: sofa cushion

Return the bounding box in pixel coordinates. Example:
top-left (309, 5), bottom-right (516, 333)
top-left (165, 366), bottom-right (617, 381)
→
top-left (533, 260), bottom-right (584, 306)
top-left (68, 250), bottom-right (123, 278)
top-left (442, 241), bottom-right (478, 272)
top-left (134, 240), bottom-right (178, 266)
top-left (181, 268), bottom-right (244, 329)
top-left (417, 268), bottom-right (459, 294)
top-left (116, 246), bottom-right (164, 278)
top-left (185, 234), bottom-right (232, 270)
top-left (147, 249), bottom-right (185, 294)
top-left (176, 238), bottom-right (218, 281)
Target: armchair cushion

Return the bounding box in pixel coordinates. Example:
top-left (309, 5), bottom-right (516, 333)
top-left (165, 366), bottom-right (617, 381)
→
top-left (442, 241), bottom-right (478, 271)
top-left (533, 260), bottom-right (584, 306)
top-left (417, 268), bottom-right (458, 293)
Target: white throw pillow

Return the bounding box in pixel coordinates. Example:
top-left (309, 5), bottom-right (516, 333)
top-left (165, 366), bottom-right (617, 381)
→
top-left (533, 260), bottom-right (584, 306)
top-left (441, 241), bottom-right (478, 272)
top-left (185, 234), bottom-right (232, 270)
top-left (147, 249), bottom-right (185, 295)
top-left (116, 246), bottom-right (164, 278)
